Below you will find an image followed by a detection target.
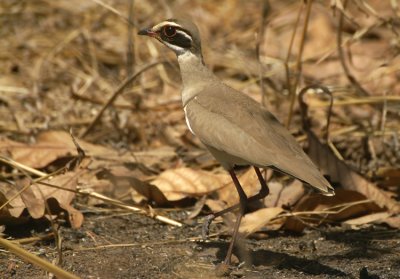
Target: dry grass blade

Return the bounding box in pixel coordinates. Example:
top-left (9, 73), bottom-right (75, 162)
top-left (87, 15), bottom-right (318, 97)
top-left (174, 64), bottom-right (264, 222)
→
top-left (307, 131), bottom-right (400, 213)
top-left (298, 85), bottom-right (400, 214)
top-left (0, 237), bottom-right (79, 279)
top-left (337, 0), bottom-right (370, 96)
top-left (81, 60), bottom-right (168, 137)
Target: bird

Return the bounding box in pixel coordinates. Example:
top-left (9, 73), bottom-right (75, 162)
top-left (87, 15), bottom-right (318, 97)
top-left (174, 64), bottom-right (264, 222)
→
top-left (138, 17), bottom-right (335, 266)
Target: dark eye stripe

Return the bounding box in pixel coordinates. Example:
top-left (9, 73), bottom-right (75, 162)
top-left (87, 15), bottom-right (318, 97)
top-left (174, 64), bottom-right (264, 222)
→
top-left (160, 28), bottom-right (192, 48)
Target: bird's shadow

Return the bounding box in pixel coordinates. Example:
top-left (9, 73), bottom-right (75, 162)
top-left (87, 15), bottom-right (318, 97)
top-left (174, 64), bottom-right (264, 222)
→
top-left (198, 240), bottom-right (347, 277)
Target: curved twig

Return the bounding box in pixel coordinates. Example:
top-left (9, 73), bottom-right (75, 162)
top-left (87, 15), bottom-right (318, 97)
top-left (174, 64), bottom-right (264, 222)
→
top-left (298, 85), bottom-right (334, 141)
top-left (337, 0), bottom-right (369, 96)
top-left (81, 60), bottom-right (169, 138)
top-left (286, 0), bottom-right (313, 128)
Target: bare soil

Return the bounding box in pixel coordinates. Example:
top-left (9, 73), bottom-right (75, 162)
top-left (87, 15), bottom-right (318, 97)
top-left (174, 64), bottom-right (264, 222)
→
top-left (1, 209), bottom-right (399, 279)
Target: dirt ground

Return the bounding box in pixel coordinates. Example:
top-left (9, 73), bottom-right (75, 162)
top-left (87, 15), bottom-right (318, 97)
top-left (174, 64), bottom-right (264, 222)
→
top-left (1, 209), bottom-right (399, 279)
top-left (1, 1), bottom-right (400, 278)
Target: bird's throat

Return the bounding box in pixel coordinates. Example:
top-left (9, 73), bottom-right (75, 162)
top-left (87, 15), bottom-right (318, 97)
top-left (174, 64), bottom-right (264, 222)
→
top-left (177, 51), bottom-right (218, 106)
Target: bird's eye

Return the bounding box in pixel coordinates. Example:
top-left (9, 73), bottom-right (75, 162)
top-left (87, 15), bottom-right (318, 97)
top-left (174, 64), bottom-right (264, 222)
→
top-left (163, 26), bottom-right (176, 37)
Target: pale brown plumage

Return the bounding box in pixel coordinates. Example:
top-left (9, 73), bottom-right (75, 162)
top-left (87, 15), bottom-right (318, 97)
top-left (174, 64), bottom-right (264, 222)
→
top-left (185, 83), bottom-right (334, 195)
top-left (139, 17), bottom-right (334, 266)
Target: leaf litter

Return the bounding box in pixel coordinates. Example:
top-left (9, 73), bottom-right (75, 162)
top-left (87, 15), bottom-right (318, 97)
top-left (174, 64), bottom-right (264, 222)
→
top-left (0, 0), bottom-right (399, 278)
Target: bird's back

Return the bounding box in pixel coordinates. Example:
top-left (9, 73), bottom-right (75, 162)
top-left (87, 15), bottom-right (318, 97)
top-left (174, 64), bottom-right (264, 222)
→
top-left (184, 82), bottom-right (334, 195)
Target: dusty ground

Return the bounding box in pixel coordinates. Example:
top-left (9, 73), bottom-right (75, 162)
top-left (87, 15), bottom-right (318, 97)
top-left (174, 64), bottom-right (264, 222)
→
top-left (1, 1), bottom-right (400, 278)
top-left (1, 209), bottom-right (399, 279)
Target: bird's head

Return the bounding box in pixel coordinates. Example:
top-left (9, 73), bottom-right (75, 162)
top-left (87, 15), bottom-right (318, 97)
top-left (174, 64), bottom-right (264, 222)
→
top-left (138, 18), bottom-right (202, 57)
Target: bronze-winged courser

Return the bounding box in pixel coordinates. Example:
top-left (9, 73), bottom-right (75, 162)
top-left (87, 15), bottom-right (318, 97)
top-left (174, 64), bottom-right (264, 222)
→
top-left (138, 18), bottom-right (334, 265)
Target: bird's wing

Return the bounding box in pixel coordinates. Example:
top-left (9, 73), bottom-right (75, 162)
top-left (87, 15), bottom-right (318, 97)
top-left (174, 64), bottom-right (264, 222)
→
top-left (185, 84), bottom-right (334, 195)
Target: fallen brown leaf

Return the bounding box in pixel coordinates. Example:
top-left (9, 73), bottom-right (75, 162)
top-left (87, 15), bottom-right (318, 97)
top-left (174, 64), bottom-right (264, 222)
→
top-left (284, 189), bottom-right (382, 232)
top-left (151, 167), bottom-right (230, 201)
top-left (0, 171), bottom-right (83, 228)
top-left (0, 130), bottom-right (177, 170)
top-left (343, 212), bottom-right (391, 228)
top-left (239, 207), bottom-right (284, 236)
top-left (307, 130), bottom-right (400, 213)
top-left (216, 168), bottom-right (266, 207)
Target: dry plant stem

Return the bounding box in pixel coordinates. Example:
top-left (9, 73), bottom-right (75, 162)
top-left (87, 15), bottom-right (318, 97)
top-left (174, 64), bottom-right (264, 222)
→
top-left (337, 0), bottom-right (369, 96)
top-left (11, 233), bottom-right (55, 245)
top-left (77, 232), bottom-right (223, 251)
top-left (283, 1), bottom-right (303, 113)
top-left (78, 190), bottom-right (182, 227)
top-left (298, 85), bottom-right (334, 140)
top-left (91, 0), bottom-right (136, 27)
top-left (81, 60), bottom-right (168, 137)
top-left (286, 0), bottom-right (313, 128)
top-left (257, 0), bottom-right (270, 107)
top-left (0, 156), bottom-right (182, 228)
top-left (0, 237), bottom-right (79, 279)
top-left (280, 199), bottom-right (373, 218)
top-left (309, 96), bottom-right (400, 107)
top-left (127, 0), bottom-right (135, 76)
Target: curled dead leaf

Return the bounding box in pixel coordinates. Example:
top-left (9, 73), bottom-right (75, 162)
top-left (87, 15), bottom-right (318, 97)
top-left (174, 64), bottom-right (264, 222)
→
top-left (151, 167), bottom-right (230, 201)
top-left (284, 189), bottom-right (382, 232)
top-left (307, 130), bottom-right (400, 213)
top-left (0, 171), bottom-right (83, 228)
top-left (239, 207), bottom-right (284, 236)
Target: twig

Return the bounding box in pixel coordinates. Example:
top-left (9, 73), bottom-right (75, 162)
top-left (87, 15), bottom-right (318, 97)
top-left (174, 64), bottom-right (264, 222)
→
top-left (90, 0), bottom-right (136, 27)
top-left (279, 199), bottom-right (374, 218)
top-left (298, 85), bottom-right (333, 140)
top-left (337, 0), bottom-right (369, 96)
top-left (286, 0), bottom-right (313, 128)
top-left (283, 1), bottom-right (303, 115)
top-left (76, 232), bottom-right (223, 251)
top-left (307, 95), bottom-right (400, 107)
top-left (256, 0), bottom-right (270, 107)
top-left (80, 60), bottom-right (168, 137)
top-left (78, 189), bottom-right (182, 227)
top-left (0, 237), bottom-right (80, 279)
top-left (127, 0), bottom-right (135, 76)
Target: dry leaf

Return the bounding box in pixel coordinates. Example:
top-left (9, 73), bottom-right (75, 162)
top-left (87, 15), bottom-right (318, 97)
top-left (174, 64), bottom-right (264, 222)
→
top-left (343, 212), bottom-right (391, 227)
top-left (239, 207), bottom-right (284, 236)
top-left (307, 131), bottom-right (400, 213)
top-left (0, 171), bottom-right (83, 228)
top-left (264, 180), bottom-right (305, 208)
top-left (151, 168), bottom-right (230, 201)
top-left (284, 189), bottom-right (382, 232)
top-left (0, 130), bottom-right (177, 169)
top-left (100, 166), bottom-right (168, 205)
top-left (216, 168), bottom-right (266, 207)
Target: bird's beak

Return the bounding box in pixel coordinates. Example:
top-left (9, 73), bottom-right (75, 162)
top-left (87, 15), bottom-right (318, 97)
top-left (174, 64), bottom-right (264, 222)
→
top-left (138, 28), bottom-right (157, 37)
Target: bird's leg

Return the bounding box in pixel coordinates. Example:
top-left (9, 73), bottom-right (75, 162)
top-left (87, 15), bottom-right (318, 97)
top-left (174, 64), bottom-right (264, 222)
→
top-left (202, 167), bottom-right (270, 238)
top-left (224, 169), bottom-right (247, 265)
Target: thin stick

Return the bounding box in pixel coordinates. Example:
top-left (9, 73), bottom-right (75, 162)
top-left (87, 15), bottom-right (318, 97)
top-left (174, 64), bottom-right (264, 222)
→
top-left (337, 0), bottom-right (369, 96)
top-left (283, 1), bottom-right (304, 116)
top-left (127, 0), bottom-right (135, 76)
top-left (91, 0), bottom-right (136, 27)
top-left (81, 60), bottom-right (168, 137)
top-left (286, 0), bottom-right (313, 128)
top-left (256, 0), bottom-right (270, 107)
top-left (0, 237), bottom-right (80, 279)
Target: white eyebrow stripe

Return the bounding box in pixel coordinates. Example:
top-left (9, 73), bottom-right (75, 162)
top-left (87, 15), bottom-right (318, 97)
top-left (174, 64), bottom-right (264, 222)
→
top-left (153, 21), bottom-right (181, 30)
top-left (175, 30), bottom-right (192, 41)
